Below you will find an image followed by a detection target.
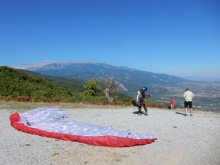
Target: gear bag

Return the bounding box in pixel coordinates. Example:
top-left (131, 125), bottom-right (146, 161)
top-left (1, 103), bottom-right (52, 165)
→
top-left (132, 91), bottom-right (142, 107)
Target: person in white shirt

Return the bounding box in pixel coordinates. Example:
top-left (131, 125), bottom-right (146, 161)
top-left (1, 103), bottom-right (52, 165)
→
top-left (183, 88), bottom-right (194, 116)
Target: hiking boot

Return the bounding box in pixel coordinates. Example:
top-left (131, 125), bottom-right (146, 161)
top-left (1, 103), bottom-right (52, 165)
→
top-left (144, 112), bottom-right (148, 116)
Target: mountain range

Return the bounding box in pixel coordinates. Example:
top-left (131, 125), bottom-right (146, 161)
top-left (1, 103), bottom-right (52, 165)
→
top-left (31, 62), bottom-right (186, 92)
top-left (28, 62), bottom-right (220, 112)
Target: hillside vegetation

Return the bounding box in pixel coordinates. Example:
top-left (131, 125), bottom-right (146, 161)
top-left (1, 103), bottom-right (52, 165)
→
top-left (0, 66), bottom-right (81, 102)
top-left (0, 66), bottom-right (166, 108)
top-left (19, 69), bottom-right (85, 92)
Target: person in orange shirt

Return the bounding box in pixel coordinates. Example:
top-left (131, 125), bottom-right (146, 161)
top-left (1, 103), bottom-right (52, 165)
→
top-left (169, 98), bottom-right (175, 109)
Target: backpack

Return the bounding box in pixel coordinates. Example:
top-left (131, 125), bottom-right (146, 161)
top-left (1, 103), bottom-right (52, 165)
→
top-left (131, 91), bottom-right (142, 107)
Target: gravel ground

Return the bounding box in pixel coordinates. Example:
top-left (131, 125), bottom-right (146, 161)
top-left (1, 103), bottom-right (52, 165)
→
top-left (1, 107), bottom-right (220, 165)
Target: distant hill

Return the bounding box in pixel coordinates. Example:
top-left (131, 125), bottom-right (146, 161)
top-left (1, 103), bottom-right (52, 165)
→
top-left (33, 62), bottom-right (187, 94)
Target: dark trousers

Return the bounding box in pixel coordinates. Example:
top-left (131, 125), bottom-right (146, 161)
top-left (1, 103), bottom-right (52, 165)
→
top-left (138, 102), bottom-right (147, 112)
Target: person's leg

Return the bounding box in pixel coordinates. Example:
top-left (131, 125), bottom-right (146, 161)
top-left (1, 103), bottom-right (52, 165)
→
top-left (185, 108), bottom-right (188, 115)
top-left (184, 101), bottom-right (188, 116)
top-left (189, 102), bottom-right (193, 116)
top-left (143, 103), bottom-right (148, 115)
top-left (190, 109), bottom-right (193, 115)
top-left (138, 106), bottom-right (141, 115)
top-left (171, 104), bottom-right (174, 109)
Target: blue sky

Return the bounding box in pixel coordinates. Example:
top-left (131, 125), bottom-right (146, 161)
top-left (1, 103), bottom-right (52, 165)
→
top-left (1, 0), bottom-right (220, 81)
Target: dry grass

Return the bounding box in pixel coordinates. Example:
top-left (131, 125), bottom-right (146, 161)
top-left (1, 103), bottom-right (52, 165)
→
top-left (0, 101), bottom-right (129, 112)
top-left (1, 101), bottom-right (214, 115)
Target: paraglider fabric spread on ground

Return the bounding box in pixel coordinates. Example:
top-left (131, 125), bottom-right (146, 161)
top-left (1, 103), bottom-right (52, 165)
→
top-left (10, 108), bottom-right (156, 147)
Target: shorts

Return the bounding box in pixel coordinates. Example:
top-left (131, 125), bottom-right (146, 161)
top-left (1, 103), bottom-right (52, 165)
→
top-left (184, 101), bottom-right (192, 108)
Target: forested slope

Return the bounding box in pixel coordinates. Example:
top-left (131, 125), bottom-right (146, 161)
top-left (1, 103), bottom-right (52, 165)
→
top-left (0, 66), bottom-right (82, 102)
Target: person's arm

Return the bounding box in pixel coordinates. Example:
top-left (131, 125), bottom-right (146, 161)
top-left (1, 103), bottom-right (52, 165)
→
top-left (142, 92), bottom-right (146, 98)
top-left (192, 92), bottom-right (194, 98)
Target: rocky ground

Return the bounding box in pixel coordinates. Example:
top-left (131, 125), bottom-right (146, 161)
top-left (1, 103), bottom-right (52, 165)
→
top-left (1, 106), bottom-right (220, 165)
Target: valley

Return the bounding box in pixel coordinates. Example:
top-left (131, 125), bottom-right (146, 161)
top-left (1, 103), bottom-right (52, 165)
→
top-left (149, 82), bottom-right (220, 112)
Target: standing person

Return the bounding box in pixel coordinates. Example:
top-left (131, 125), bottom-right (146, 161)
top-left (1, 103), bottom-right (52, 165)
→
top-left (183, 88), bottom-right (194, 116)
top-left (137, 86), bottom-right (150, 115)
top-left (169, 98), bottom-right (175, 109)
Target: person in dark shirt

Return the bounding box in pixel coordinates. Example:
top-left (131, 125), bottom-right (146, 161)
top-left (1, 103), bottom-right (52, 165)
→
top-left (137, 86), bottom-right (150, 115)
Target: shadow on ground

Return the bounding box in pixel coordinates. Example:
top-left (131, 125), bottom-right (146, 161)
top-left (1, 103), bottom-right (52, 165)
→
top-left (133, 111), bottom-right (148, 116)
top-left (176, 112), bottom-right (188, 116)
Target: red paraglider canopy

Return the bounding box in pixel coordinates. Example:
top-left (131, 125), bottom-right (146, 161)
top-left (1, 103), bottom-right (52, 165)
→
top-left (10, 108), bottom-right (156, 147)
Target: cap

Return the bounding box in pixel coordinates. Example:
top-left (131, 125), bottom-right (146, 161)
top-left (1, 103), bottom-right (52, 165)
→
top-left (143, 86), bottom-right (147, 91)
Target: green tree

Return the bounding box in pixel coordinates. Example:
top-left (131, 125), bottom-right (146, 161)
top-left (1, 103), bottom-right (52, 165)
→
top-left (83, 77), bottom-right (118, 102)
top-left (83, 78), bottom-right (101, 97)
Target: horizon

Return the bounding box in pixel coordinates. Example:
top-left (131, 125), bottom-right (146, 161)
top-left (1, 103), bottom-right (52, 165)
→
top-left (1, 61), bottom-right (220, 82)
top-left (1, 1), bottom-right (220, 81)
